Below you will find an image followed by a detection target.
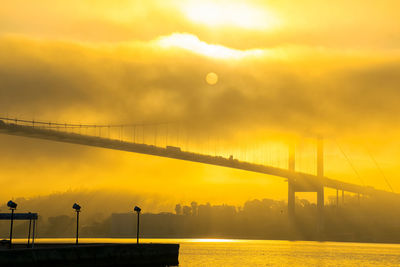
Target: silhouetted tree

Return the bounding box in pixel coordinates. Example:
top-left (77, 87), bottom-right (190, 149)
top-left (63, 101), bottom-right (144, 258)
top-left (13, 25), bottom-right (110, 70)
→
top-left (191, 201), bottom-right (198, 216)
top-left (182, 205), bottom-right (191, 216)
top-left (175, 204), bottom-right (182, 215)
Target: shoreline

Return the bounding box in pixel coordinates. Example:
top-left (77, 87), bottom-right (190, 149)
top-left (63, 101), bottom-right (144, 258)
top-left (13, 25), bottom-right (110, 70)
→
top-left (9, 237), bottom-right (400, 246)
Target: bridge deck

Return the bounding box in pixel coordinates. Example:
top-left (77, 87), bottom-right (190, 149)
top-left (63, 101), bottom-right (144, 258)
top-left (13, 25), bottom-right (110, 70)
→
top-left (0, 122), bottom-right (397, 199)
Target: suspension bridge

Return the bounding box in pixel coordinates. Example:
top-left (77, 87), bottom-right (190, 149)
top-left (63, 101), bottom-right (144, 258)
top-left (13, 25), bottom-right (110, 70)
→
top-left (0, 117), bottom-right (398, 233)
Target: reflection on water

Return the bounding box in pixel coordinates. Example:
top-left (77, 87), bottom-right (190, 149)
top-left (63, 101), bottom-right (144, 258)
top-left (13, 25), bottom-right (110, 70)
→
top-left (15, 238), bottom-right (400, 266)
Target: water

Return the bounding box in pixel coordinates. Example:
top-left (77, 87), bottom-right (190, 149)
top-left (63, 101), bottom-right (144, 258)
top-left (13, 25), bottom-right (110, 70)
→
top-left (15, 238), bottom-right (400, 266)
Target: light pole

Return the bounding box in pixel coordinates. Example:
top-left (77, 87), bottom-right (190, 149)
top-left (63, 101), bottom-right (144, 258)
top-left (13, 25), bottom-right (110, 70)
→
top-left (27, 213), bottom-right (32, 247)
top-left (72, 203), bottom-right (81, 245)
top-left (7, 200), bottom-right (17, 249)
top-left (134, 206), bottom-right (141, 244)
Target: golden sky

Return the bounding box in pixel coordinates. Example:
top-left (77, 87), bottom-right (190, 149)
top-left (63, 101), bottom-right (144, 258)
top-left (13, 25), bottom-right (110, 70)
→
top-left (1, 0), bottom-right (400, 211)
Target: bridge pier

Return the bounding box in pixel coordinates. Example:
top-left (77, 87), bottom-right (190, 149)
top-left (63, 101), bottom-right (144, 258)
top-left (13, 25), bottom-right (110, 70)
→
top-left (288, 142), bottom-right (296, 218)
top-left (288, 182), bottom-right (295, 218)
top-left (287, 142), bottom-right (297, 220)
top-left (316, 186), bottom-right (324, 237)
top-left (342, 190), bottom-right (345, 204)
top-left (287, 137), bottom-right (324, 239)
top-left (336, 189), bottom-right (339, 208)
top-left (316, 137), bottom-right (324, 237)
top-left (287, 181), bottom-right (324, 233)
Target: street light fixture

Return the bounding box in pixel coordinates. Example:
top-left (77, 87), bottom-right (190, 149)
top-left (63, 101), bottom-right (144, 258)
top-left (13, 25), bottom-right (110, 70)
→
top-left (72, 203), bottom-right (81, 245)
top-left (7, 200), bottom-right (17, 249)
top-left (134, 206), bottom-right (141, 244)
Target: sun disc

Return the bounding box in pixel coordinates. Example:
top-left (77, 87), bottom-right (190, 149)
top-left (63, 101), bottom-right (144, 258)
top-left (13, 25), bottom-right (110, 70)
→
top-left (206, 72), bottom-right (218, 85)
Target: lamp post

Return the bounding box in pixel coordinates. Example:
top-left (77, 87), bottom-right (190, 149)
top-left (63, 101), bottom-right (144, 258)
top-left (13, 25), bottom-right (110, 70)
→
top-left (27, 213), bottom-right (32, 247)
top-left (72, 203), bottom-right (81, 245)
top-left (134, 206), bottom-right (141, 244)
top-left (7, 200), bottom-right (17, 249)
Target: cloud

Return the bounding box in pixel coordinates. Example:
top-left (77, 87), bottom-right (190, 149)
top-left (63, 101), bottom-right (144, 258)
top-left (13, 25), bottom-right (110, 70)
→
top-left (2, 0), bottom-right (400, 51)
top-left (1, 35), bottom-right (400, 139)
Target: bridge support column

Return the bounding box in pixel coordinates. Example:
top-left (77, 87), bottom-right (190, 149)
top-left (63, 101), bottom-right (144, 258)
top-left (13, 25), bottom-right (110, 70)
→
top-left (317, 137), bottom-right (324, 239)
top-left (317, 137), bottom-right (324, 178)
top-left (317, 186), bottom-right (324, 238)
top-left (336, 189), bottom-right (339, 208)
top-left (288, 143), bottom-right (296, 219)
top-left (286, 138), bottom-right (325, 239)
top-left (342, 190), bottom-right (345, 204)
top-left (288, 182), bottom-right (295, 218)
top-left (289, 142), bottom-right (295, 172)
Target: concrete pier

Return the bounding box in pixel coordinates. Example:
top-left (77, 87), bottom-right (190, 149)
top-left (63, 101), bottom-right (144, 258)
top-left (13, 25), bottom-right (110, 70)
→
top-left (0, 243), bottom-right (179, 266)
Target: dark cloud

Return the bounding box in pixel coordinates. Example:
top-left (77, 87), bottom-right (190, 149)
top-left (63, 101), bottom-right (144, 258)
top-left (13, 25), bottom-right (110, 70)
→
top-left (1, 37), bottom-right (400, 138)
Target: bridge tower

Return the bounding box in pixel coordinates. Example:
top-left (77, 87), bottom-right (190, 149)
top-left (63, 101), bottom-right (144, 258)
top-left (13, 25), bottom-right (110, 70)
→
top-left (287, 142), bottom-right (296, 218)
top-left (287, 137), bottom-right (324, 238)
top-left (316, 137), bottom-right (324, 236)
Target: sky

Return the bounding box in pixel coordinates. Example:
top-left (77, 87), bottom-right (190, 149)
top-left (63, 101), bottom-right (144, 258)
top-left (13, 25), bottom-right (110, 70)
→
top-left (1, 0), bottom-right (400, 213)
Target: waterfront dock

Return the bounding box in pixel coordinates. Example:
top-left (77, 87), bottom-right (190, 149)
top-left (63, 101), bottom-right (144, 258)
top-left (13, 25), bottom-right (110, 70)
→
top-left (0, 243), bottom-right (179, 266)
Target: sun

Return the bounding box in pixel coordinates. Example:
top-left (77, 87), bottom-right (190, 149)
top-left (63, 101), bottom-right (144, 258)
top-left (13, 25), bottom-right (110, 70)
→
top-left (181, 1), bottom-right (279, 30)
top-left (206, 72), bottom-right (218, 85)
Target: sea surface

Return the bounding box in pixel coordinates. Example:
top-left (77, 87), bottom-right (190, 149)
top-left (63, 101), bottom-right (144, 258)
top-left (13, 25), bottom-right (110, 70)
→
top-left (15, 238), bottom-right (400, 266)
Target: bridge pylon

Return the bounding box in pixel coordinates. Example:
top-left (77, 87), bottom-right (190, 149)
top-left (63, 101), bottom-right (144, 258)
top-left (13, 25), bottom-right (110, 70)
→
top-left (287, 142), bottom-right (296, 218)
top-left (287, 137), bottom-right (324, 239)
top-left (316, 137), bottom-right (324, 237)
